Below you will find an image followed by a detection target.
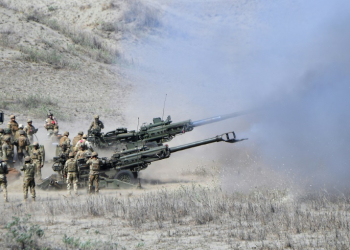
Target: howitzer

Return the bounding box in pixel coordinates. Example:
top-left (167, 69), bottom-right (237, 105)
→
top-left (87, 111), bottom-right (247, 150)
top-left (38, 131), bottom-right (246, 189)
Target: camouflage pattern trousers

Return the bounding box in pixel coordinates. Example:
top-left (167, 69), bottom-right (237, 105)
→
top-left (23, 178), bottom-right (35, 200)
top-left (88, 174), bottom-right (99, 194)
top-left (0, 175), bottom-right (8, 202)
top-left (33, 160), bottom-right (42, 180)
top-left (67, 172), bottom-right (78, 195)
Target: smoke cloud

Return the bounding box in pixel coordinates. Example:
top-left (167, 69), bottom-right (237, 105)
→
top-left (122, 0), bottom-right (350, 191)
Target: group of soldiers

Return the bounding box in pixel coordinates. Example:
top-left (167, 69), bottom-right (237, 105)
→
top-left (0, 112), bottom-right (105, 202)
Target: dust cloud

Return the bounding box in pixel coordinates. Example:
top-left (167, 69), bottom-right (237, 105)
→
top-left (120, 0), bottom-right (350, 192)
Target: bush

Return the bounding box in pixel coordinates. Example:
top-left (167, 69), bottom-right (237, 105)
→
top-left (5, 214), bottom-right (45, 249)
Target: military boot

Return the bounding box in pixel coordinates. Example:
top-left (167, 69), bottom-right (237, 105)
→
top-left (32, 197), bottom-right (35, 202)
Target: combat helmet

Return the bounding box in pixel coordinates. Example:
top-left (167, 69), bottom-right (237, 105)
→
top-left (78, 131), bottom-right (83, 135)
top-left (33, 142), bottom-right (39, 147)
top-left (27, 119), bottom-right (32, 123)
top-left (10, 114), bottom-right (15, 119)
top-left (24, 156), bottom-right (31, 162)
top-left (82, 134), bottom-right (87, 139)
top-left (94, 115), bottom-right (99, 119)
top-left (19, 130), bottom-right (25, 135)
top-left (91, 152), bottom-right (98, 157)
top-left (63, 131), bottom-right (69, 136)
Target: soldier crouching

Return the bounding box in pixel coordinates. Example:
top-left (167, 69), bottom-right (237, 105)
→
top-left (86, 152), bottom-right (100, 194)
top-left (64, 152), bottom-right (79, 196)
top-left (21, 156), bottom-right (36, 202)
top-left (0, 157), bottom-right (9, 202)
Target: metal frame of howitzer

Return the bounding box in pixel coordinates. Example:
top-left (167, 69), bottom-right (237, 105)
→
top-left (87, 111), bottom-right (248, 150)
top-left (38, 131), bottom-right (247, 190)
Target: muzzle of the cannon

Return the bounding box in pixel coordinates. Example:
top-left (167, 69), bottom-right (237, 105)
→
top-left (169, 131), bottom-right (247, 153)
top-left (191, 111), bottom-right (248, 127)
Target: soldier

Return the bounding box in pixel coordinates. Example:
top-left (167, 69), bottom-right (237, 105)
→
top-left (31, 142), bottom-right (43, 180)
top-left (75, 144), bottom-right (89, 160)
top-left (24, 119), bottom-right (38, 143)
top-left (2, 136), bottom-right (14, 168)
top-left (59, 131), bottom-right (71, 155)
top-left (76, 134), bottom-right (94, 152)
top-left (0, 157), bottom-right (9, 202)
top-left (44, 111), bottom-right (58, 137)
top-left (14, 130), bottom-right (31, 164)
top-left (72, 131), bottom-right (84, 153)
top-left (88, 115), bottom-right (104, 134)
top-left (20, 156), bottom-right (36, 202)
top-left (16, 124), bottom-right (27, 138)
top-left (86, 152), bottom-right (100, 194)
top-left (64, 152), bottom-right (79, 196)
top-left (7, 115), bottom-right (19, 138)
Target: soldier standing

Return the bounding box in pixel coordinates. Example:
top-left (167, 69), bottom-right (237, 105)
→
top-left (16, 124), bottom-right (27, 139)
top-left (86, 152), bottom-right (100, 194)
top-left (59, 131), bottom-right (71, 155)
top-left (2, 136), bottom-right (14, 168)
top-left (72, 131), bottom-right (84, 153)
top-left (44, 111), bottom-right (58, 137)
top-left (24, 119), bottom-right (38, 143)
top-left (20, 156), bottom-right (36, 202)
top-left (7, 115), bottom-right (19, 139)
top-left (64, 152), bottom-right (79, 196)
top-left (75, 145), bottom-right (89, 161)
top-left (76, 134), bottom-right (94, 152)
top-left (0, 157), bottom-right (9, 202)
top-left (88, 115), bottom-right (104, 134)
top-left (14, 130), bottom-right (31, 164)
top-left (31, 142), bottom-right (43, 180)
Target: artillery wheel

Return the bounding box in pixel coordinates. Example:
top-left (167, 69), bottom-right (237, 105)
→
top-left (114, 170), bottom-right (136, 184)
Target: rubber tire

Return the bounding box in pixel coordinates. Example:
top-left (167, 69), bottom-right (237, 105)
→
top-left (115, 170), bottom-right (136, 184)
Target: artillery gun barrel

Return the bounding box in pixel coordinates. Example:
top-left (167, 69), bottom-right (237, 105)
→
top-left (191, 111), bottom-right (248, 128)
top-left (169, 132), bottom-right (247, 153)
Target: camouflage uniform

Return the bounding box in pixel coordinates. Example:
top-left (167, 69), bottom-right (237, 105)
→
top-left (72, 131), bottom-right (83, 154)
top-left (86, 152), bottom-right (100, 194)
top-left (21, 158), bottom-right (36, 201)
top-left (88, 115), bottom-right (104, 133)
top-left (0, 158), bottom-right (9, 202)
top-left (31, 143), bottom-right (43, 180)
top-left (14, 132), bottom-right (31, 164)
top-left (75, 149), bottom-right (88, 160)
top-left (59, 132), bottom-right (71, 155)
top-left (24, 120), bottom-right (38, 143)
top-left (16, 124), bottom-right (27, 139)
top-left (44, 114), bottom-right (58, 137)
top-left (75, 137), bottom-right (94, 152)
top-left (2, 137), bottom-right (14, 168)
top-left (7, 115), bottom-right (19, 138)
top-left (64, 154), bottom-right (79, 195)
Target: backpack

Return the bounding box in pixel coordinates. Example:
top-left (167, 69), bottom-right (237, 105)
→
top-left (18, 137), bottom-right (26, 147)
top-left (67, 160), bottom-right (77, 172)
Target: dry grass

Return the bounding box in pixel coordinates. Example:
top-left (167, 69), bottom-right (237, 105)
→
top-left (1, 185), bottom-right (350, 249)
